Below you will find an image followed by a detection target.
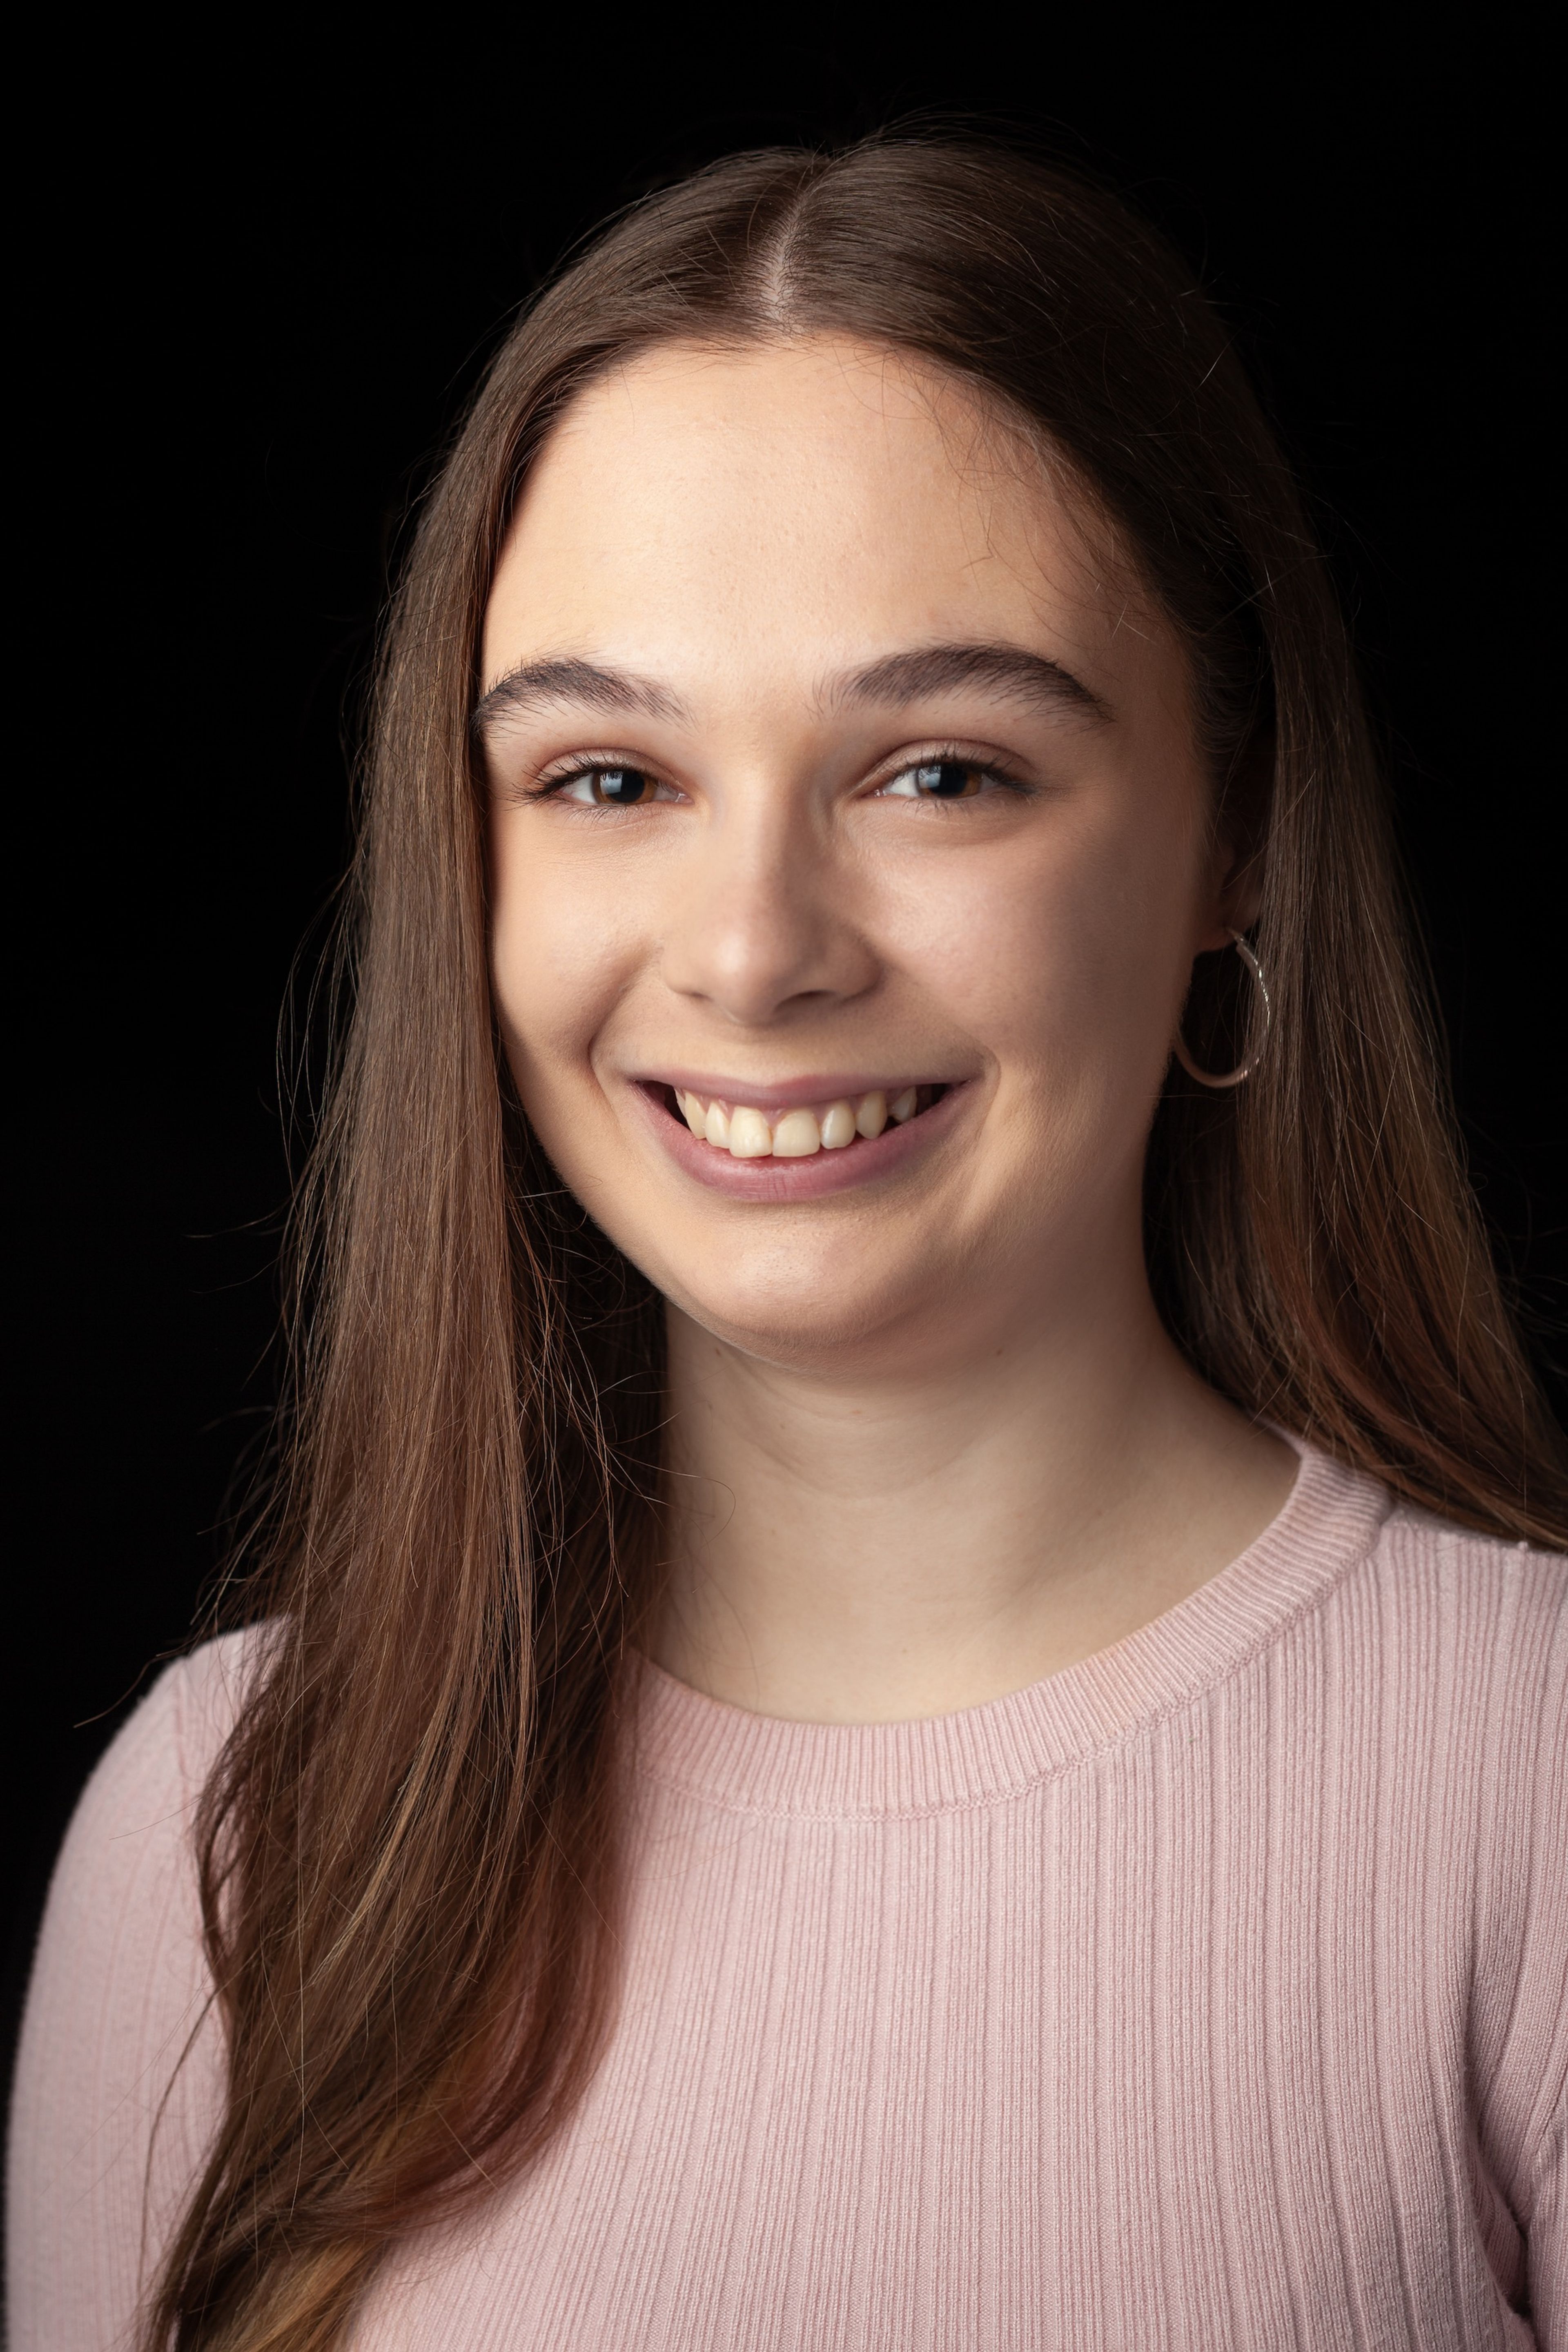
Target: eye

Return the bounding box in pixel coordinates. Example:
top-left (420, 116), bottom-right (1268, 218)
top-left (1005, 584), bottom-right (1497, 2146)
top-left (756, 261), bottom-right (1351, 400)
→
top-left (557, 765), bottom-right (667, 807)
top-left (878, 758), bottom-right (989, 801)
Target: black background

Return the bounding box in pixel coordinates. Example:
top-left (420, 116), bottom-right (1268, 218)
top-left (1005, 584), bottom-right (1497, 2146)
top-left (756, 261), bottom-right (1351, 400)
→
top-left (9, 14), bottom-right (1561, 2123)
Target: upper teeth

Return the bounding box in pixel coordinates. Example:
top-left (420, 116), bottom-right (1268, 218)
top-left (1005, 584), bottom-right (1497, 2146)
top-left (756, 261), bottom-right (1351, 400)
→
top-left (675, 1086), bottom-right (923, 1158)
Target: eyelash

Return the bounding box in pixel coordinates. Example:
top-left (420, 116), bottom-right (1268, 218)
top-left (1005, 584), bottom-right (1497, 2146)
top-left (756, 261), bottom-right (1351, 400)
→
top-left (874, 753), bottom-right (1034, 806)
top-left (527, 746), bottom-right (1036, 811)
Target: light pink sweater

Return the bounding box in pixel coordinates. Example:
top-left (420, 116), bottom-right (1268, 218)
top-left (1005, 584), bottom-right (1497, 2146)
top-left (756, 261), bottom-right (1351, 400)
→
top-left (9, 1447), bottom-right (1567, 2350)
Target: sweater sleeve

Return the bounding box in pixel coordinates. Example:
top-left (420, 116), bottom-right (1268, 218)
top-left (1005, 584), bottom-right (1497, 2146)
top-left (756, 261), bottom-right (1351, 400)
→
top-left (6, 1636), bottom-right (251, 2352)
top-left (1529, 2111), bottom-right (1566, 2351)
top-left (1489, 1541), bottom-right (1568, 2350)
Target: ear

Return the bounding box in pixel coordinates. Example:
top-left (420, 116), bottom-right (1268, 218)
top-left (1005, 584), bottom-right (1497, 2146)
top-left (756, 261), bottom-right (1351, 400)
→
top-left (1194, 737), bottom-right (1271, 951)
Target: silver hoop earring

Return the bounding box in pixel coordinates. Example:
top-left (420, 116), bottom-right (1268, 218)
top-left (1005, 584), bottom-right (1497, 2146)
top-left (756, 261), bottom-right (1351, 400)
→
top-left (1174, 932), bottom-right (1271, 1089)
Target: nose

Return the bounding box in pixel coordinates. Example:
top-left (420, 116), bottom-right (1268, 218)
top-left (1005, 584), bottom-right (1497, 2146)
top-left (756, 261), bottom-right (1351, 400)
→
top-left (659, 791), bottom-right (880, 1028)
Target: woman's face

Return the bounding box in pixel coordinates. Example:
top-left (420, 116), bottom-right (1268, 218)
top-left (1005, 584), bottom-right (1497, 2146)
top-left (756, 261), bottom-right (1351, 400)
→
top-left (481, 338), bottom-right (1234, 1374)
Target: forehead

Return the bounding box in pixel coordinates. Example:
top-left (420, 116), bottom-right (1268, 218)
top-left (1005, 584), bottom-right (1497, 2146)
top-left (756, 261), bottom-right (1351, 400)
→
top-left (482, 337), bottom-right (1145, 690)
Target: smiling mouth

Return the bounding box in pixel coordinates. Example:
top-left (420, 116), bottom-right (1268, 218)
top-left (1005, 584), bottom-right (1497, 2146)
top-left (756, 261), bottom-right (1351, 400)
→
top-left (654, 1082), bottom-right (949, 1161)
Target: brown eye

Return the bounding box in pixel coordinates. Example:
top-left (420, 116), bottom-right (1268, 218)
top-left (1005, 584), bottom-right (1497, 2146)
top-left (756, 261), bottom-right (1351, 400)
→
top-left (882, 759), bottom-right (987, 800)
top-left (588, 766), bottom-right (657, 805)
top-left (915, 760), bottom-right (982, 798)
top-left (555, 765), bottom-right (663, 806)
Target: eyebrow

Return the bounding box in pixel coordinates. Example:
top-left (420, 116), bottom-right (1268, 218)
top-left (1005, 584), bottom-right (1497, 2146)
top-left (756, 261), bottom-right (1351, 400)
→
top-left (471, 638), bottom-right (1110, 737)
top-left (825, 641), bottom-right (1110, 724)
top-left (472, 657), bottom-right (690, 735)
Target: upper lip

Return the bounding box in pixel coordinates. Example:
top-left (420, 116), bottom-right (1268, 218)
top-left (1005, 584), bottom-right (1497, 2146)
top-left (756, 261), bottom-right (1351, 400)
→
top-left (630, 1069), bottom-right (967, 1109)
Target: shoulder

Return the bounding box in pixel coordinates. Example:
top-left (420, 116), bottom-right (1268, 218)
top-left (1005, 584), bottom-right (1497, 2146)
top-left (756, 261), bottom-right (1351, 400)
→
top-left (1265, 1458), bottom-right (1566, 1966)
top-left (1262, 1447), bottom-right (1565, 1747)
top-left (1351, 1495), bottom-right (1566, 1702)
top-left (6, 1629), bottom-right (270, 2352)
top-left (1342, 1501), bottom-right (1566, 2125)
top-left (40, 1627), bottom-right (270, 1930)
top-left (76, 1624), bottom-right (263, 1832)
top-left (1315, 1488), bottom-right (1568, 1793)
top-left (1257, 1473), bottom-right (1568, 2232)
top-left (22, 1623), bottom-right (267, 2000)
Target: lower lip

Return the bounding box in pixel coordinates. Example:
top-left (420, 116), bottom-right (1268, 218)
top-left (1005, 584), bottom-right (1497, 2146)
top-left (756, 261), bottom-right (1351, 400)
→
top-left (628, 1081), bottom-right (971, 1201)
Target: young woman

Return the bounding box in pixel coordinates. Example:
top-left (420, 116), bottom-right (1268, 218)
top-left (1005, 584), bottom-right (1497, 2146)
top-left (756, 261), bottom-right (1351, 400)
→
top-left (10, 137), bottom-right (1566, 2352)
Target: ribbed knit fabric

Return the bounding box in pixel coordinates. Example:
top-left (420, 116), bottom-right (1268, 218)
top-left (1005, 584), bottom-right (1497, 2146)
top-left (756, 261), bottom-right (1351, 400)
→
top-left (9, 1446), bottom-right (1567, 2350)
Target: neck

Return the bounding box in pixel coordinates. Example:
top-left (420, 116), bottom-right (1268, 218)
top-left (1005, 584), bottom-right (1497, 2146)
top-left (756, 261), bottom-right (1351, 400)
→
top-left (650, 1242), bottom-right (1296, 1724)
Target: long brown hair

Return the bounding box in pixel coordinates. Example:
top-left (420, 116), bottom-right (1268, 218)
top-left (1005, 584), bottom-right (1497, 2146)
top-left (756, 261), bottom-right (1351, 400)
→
top-left (149, 134), bottom-right (1568, 2348)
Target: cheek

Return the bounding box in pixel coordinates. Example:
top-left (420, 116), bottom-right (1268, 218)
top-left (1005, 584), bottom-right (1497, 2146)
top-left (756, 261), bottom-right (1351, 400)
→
top-left (891, 811), bottom-right (1200, 1089)
top-left (487, 825), bottom-right (630, 1103)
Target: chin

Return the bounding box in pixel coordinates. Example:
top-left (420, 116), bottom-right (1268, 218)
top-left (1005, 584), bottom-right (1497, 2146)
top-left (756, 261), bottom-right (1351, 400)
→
top-left (661, 1247), bottom-right (967, 1375)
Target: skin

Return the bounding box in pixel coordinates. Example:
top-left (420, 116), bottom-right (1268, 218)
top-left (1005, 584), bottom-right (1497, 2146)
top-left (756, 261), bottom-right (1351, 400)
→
top-left (481, 337), bottom-right (1294, 1724)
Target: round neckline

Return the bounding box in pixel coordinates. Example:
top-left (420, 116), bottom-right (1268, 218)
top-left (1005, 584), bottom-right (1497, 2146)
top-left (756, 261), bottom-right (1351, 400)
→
top-left (629, 1442), bottom-right (1392, 1820)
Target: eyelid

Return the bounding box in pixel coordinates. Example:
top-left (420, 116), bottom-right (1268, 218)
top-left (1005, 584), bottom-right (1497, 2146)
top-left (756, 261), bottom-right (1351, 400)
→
top-left (529, 752), bottom-right (686, 804)
top-left (515, 738), bottom-right (1034, 802)
top-left (868, 742), bottom-right (1034, 798)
